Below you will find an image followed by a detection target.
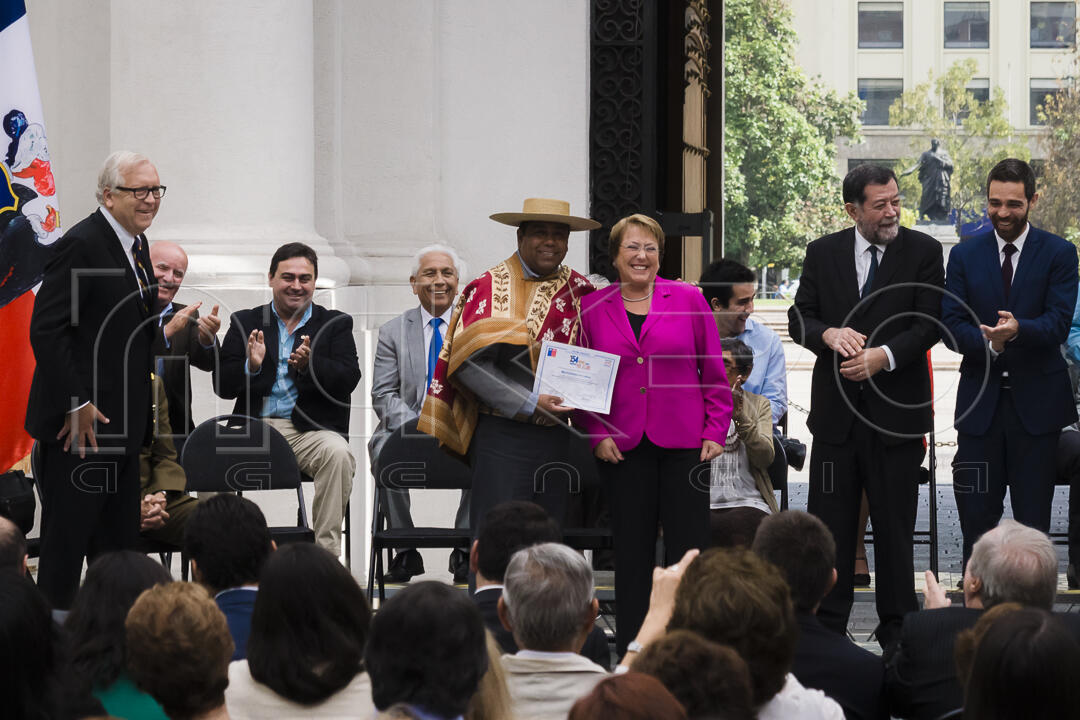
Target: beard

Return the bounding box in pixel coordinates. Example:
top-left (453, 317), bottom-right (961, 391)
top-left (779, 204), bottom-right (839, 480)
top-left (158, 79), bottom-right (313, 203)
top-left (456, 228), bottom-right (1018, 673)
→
top-left (859, 219), bottom-right (899, 246)
top-left (991, 209), bottom-right (1029, 242)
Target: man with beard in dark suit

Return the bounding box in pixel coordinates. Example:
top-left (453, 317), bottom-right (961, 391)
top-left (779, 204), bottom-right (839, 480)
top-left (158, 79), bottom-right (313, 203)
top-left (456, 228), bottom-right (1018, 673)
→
top-left (789, 164), bottom-right (945, 649)
top-left (25, 151), bottom-right (161, 609)
top-left (470, 500), bottom-right (611, 670)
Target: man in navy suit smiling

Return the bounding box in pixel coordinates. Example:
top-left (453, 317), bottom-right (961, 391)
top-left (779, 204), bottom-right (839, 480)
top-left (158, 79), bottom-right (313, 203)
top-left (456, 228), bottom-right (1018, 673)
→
top-left (942, 158), bottom-right (1079, 567)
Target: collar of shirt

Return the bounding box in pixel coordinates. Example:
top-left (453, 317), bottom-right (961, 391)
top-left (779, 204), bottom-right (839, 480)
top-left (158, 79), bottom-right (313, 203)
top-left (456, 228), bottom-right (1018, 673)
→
top-left (515, 649), bottom-right (582, 661)
top-left (853, 226), bottom-right (888, 258)
top-left (158, 301), bottom-right (174, 327)
top-left (419, 303), bottom-right (454, 327)
top-left (214, 585), bottom-right (258, 600)
top-left (100, 205), bottom-right (139, 274)
top-left (273, 301), bottom-right (313, 336)
top-left (402, 706), bottom-right (463, 720)
top-left (516, 250), bottom-right (543, 278)
top-left (995, 223), bottom-right (1030, 261)
top-left (473, 584), bottom-right (504, 595)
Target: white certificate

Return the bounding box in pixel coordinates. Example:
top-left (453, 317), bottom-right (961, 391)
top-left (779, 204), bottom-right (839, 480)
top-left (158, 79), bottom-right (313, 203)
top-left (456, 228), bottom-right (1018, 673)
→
top-left (533, 340), bottom-right (621, 414)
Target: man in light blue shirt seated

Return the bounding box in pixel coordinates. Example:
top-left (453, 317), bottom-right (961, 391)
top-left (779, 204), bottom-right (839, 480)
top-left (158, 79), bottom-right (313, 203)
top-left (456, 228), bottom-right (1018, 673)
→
top-left (699, 259), bottom-right (788, 426)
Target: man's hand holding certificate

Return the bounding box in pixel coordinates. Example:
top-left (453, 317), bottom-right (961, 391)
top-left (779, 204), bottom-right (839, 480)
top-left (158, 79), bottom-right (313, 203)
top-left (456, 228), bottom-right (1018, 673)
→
top-left (533, 340), bottom-right (620, 414)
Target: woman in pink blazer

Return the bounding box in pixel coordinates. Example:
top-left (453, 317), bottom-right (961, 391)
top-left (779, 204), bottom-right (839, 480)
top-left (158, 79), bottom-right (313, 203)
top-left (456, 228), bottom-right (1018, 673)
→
top-left (575, 213), bottom-right (732, 655)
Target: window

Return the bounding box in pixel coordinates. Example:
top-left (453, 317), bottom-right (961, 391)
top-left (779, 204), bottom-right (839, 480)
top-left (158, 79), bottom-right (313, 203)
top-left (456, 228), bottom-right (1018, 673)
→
top-left (956, 78), bottom-right (990, 123)
top-left (944, 2), bottom-right (990, 48)
top-left (1031, 2), bottom-right (1076, 48)
top-left (847, 158), bottom-right (898, 174)
top-left (858, 78), bottom-right (904, 125)
top-left (858, 2), bottom-right (903, 48)
top-left (1030, 78), bottom-right (1063, 124)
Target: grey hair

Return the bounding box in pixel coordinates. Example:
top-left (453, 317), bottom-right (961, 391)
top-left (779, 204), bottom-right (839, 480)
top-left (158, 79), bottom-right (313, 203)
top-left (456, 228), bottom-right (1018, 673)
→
top-left (411, 244), bottom-right (466, 282)
top-left (501, 542), bottom-right (595, 651)
top-left (968, 519), bottom-right (1058, 610)
top-left (96, 151), bottom-right (152, 204)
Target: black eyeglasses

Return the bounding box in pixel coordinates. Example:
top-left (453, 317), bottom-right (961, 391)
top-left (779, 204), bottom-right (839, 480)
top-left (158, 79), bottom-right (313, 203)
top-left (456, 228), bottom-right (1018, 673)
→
top-left (115, 185), bottom-right (167, 199)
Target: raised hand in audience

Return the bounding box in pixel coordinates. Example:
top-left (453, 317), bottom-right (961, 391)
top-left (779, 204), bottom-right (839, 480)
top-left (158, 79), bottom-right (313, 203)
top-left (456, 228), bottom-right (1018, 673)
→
top-left (923, 569), bottom-right (951, 609)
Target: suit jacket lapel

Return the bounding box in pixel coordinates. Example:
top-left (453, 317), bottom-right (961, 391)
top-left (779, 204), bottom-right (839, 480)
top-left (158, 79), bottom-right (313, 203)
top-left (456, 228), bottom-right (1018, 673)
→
top-left (837, 229), bottom-right (861, 311)
top-left (639, 280), bottom-right (671, 342)
top-left (261, 303), bottom-right (281, 370)
top-left (405, 307), bottom-right (427, 405)
top-left (1008, 227), bottom-right (1041, 309)
top-left (980, 234), bottom-right (1007, 310)
top-left (93, 210), bottom-right (151, 319)
top-left (603, 289), bottom-right (640, 349)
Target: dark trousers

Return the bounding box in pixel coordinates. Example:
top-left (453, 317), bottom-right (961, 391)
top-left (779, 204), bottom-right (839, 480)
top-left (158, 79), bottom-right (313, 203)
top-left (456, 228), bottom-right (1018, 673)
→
top-left (1063, 431), bottom-right (1080, 567)
top-left (469, 414), bottom-right (577, 533)
top-left (36, 441), bottom-right (141, 609)
top-left (601, 436), bottom-right (709, 656)
top-left (809, 422), bottom-right (922, 648)
top-left (954, 390), bottom-right (1059, 565)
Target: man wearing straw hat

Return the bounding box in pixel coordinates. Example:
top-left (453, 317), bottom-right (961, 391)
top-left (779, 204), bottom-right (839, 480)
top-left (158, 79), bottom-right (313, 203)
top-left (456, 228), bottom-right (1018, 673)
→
top-left (419, 198), bottom-right (599, 532)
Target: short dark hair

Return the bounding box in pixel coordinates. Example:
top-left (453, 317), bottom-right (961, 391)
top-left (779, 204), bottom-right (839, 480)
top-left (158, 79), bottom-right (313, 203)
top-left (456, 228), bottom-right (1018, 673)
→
top-left (248, 543), bottom-right (371, 704)
top-left (183, 494), bottom-right (273, 593)
top-left (0, 570), bottom-right (67, 719)
top-left (631, 630), bottom-right (755, 720)
top-left (699, 259), bottom-right (755, 309)
top-left (720, 337), bottom-right (754, 377)
top-left (843, 164), bottom-right (898, 205)
top-left (65, 552), bottom-right (173, 689)
top-left (568, 673), bottom-right (688, 720)
top-left (0, 516), bottom-right (26, 572)
top-left (961, 607), bottom-right (1080, 720)
top-left (125, 582), bottom-right (234, 719)
top-left (475, 501), bottom-right (561, 582)
top-left (986, 158), bottom-right (1037, 201)
top-left (366, 581), bottom-right (488, 716)
top-left (752, 511), bottom-right (836, 613)
top-left (269, 242), bottom-right (319, 279)
top-left (668, 548), bottom-right (797, 706)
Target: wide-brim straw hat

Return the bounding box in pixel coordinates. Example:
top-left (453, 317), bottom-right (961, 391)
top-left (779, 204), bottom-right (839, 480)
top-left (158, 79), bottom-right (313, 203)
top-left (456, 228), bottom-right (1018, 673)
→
top-left (490, 198), bottom-right (601, 232)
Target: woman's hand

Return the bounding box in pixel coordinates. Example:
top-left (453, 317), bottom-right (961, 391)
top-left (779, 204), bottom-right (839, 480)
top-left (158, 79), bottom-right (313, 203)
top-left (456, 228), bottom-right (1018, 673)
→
top-left (700, 439), bottom-right (724, 462)
top-left (594, 437), bottom-right (625, 464)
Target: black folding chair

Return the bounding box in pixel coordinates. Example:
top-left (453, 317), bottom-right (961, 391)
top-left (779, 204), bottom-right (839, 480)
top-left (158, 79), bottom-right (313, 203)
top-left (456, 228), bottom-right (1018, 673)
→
top-left (180, 415), bottom-right (315, 549)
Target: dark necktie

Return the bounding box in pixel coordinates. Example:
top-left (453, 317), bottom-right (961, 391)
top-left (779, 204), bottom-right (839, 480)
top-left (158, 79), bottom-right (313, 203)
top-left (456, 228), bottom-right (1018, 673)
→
top-left (1001, 243), bottom-right (1018, 300)
top-left (131, 235), bottom-right (152, 311)
top-left (860, 245), bottom-right (879, 299)
top-left (427, 317), bottom-right (444, 388)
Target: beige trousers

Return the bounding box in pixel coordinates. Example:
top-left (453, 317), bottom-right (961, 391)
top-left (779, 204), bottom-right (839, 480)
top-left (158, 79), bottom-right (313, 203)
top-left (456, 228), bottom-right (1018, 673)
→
top-left (264, 417), bottom-right (355, 557)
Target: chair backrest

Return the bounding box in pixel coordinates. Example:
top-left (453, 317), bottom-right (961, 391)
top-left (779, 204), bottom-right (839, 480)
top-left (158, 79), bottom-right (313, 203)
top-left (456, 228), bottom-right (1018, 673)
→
top-left (180, 415), bottom-right (301, 493)
top-left (374, 423), bottom-right (472, 492)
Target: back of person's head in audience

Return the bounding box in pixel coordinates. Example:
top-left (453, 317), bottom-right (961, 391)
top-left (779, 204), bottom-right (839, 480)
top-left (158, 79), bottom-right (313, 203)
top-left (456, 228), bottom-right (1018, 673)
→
top-left (247, 542), bottom-right (371, 704)
top-left (959, 606), bottom-right (1080, 720)
top-left (568, 672), bottom-right (688, 720)
top-left (631, 629), bottom-right (755, 720)
top-left (65, 551), bottom-right (172, 690)
top-left (752, 510), bottom-right (837, 614)
top-left (498, 542), bottom-right (598, 653)
top-left (668, 547), bottom-right (797, 707)
top-left (966, 519), bottom-right (1057, 610)
top-left (125, 582), bottom-right (234, 720)
top-left (183, 493), bottom-right (273, 594)
top-left (0, 516), bottom-right (27, 575)
top-left (636, 632), bottom-right (756, 719)
top-left (472, 500), bottom-right (560, 583)
top-left (465, 631), bottom-right (514, 720)
top-left (366, 581), bottom-right (488, 717)
top-left (0, 569), bottom-right (61, 718)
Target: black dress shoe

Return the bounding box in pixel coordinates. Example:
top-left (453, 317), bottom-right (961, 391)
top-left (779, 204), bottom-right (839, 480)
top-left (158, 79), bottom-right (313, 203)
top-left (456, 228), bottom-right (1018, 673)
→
top-left (383, 549), bottom-right (424, 583)
top-left (853, 573), bottom-right (871, 588)
top-left (1069, 563), bottom-right (1079, 590)
top-left (449, 548), bottom-right (469, 584)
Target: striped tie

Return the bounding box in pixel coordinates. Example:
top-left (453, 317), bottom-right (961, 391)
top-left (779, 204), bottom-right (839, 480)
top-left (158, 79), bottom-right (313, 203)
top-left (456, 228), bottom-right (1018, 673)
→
top-left (131, 235), bottom-right (152, 311)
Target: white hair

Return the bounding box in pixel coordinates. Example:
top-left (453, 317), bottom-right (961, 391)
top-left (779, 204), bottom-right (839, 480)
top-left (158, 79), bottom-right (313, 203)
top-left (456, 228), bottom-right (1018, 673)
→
top-left (969, 519), bottom-right (1058, 610)
top-left (411, 244), bottom-right (466, 281)
top-left (95, 151), bottom-right (152, 204)
top-left (501, 542), bottom-right (594, 651)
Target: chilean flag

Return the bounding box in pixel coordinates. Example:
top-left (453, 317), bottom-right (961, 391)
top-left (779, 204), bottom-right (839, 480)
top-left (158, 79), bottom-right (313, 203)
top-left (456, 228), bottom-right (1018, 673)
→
top-left (0, 0), bottom-right (61, 472)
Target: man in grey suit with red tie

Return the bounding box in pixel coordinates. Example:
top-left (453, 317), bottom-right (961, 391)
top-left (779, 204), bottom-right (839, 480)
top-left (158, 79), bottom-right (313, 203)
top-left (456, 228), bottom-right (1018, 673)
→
top-left (368, 245), bottom-right (471, 583)
top-left (942, 158), bottom-right (1079, 566)
top-left (25, 151), bottom-right (162, 608)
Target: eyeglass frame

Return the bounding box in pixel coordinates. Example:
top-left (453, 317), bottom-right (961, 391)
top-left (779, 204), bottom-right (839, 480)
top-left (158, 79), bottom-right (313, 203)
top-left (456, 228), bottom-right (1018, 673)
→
top-left (114, 185), bottom-right (167, 200)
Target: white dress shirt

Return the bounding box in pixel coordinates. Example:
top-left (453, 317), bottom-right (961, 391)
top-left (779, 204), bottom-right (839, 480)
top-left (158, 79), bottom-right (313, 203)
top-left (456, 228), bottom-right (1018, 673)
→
top-left (419, 304), bottom-right (454, 358)
top-left (853, 228), bottom-right (896, 371)
top-left (988, 223), bottom-right (1030, 365)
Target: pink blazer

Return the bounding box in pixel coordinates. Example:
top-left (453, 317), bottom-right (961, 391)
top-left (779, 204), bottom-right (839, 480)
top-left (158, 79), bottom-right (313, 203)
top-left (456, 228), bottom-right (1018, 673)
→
top-left (575, 278), bottom-right (732, 452)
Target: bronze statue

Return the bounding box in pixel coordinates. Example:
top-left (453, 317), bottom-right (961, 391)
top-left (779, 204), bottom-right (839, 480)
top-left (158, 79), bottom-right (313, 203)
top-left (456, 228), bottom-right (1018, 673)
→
top-left (902, 139), bottom-right (954, 223)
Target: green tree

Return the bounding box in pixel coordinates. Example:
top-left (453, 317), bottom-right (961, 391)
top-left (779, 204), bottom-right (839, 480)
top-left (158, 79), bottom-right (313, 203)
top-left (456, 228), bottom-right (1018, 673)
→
top-left (1035, 61), bottom-right (1080, 247)
top-left (723, 0), bottom-right (862, 268)
top-left (888, 59), bottom-right (1029, 231)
